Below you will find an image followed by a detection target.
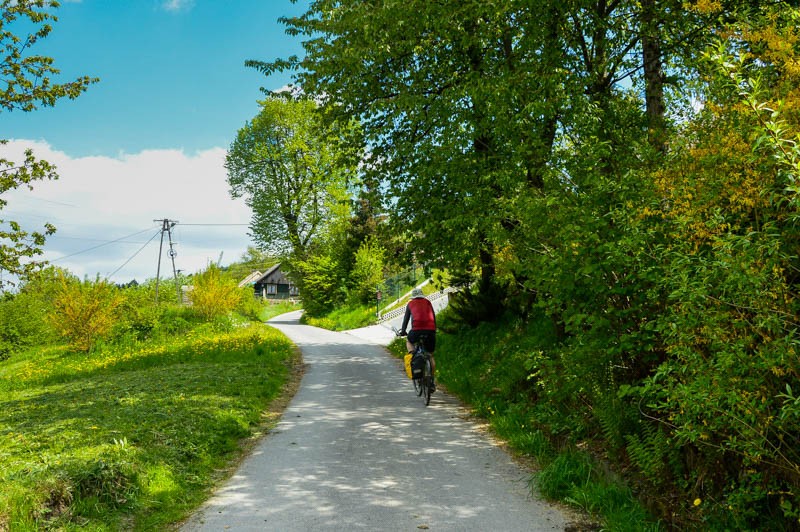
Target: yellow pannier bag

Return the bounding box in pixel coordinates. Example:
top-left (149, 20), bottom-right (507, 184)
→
top-left (404, 354), bottom-right (413, 379)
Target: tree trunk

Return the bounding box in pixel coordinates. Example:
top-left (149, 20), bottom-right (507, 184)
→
top-left (641, 0), bottom-right (666, 153)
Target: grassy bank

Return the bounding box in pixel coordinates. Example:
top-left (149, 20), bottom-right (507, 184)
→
top-left (300, 279), bottom-right (437, 331)
top-left (0, 320), bottom-right (298, 530)
top-left (387, 309), bottom-right (662, 531)
top-left (257, 300), bottom-right (303, 322)
top-left (302, 303), bottom-right (375, 331)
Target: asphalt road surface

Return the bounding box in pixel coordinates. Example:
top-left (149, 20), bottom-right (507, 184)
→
top-left (181, 311), bottom-right (569, 531)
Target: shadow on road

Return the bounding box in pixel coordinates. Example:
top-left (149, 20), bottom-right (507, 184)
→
top-left (182, 312), bottom-right (567, 531)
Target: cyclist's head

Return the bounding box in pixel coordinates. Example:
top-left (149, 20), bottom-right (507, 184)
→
top-left (411, 288), bottom-right (424, 298)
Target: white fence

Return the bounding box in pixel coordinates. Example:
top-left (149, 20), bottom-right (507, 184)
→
top-left (377, 287), bottom-right (458, 324)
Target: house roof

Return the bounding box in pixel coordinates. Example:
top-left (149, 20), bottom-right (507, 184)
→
top-left (237, 270), bottom-right (263, 288)
top-left (253, 263), bottom-right (283, 284)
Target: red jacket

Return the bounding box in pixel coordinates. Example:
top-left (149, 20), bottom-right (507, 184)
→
top-left (401, 297), bottom-right (436, 332)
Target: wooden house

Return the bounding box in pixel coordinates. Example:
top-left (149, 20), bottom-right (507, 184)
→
top-left (237, 270), bottom-right (263, 289)
top-left (250, 263), bottom-right (298, 299)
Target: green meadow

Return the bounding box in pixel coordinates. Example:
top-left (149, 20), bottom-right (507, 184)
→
top-left (0, 310), bottom-right (299, 531)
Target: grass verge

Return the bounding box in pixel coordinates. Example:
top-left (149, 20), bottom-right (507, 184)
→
top-left (0, 321), bottom-right (300, 530)
top-left (302, 303), bottom-right (375, 331)
top-left (389, 309), bottom-right (662, 531)
top-left (257, 300), bottom-right (303, 322)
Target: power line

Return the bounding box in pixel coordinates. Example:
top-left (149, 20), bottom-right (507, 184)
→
top-left (51, 227), bottom-right (156, 262)
top-left (106, 229), bottom-right (162, 280)
top-left (52, 235), bottom-right (152, 244)
top-left (42, 222), bottom-right (247, 264)
top-left (1, 209), bottom-right (60, 221)
top-left (18, 196), bottom-right (80, 208)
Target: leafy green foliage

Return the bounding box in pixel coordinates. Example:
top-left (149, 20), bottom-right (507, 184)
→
top-left (256, 0), bottom-right (574, 317)
top-left (427, 310), bottom-right (660, 530)
top-left (113, 283), bottom-right (168, 342)
top-left (290, 253), bottom-right (343, 317)
top-left (0, 280), bottom-right (53, 359)
top-left (349, 237), bottom-right (385, 304)
top-left (48, 274), bottom-right (123, 353)
top-left (0, 1), bottom-right (97, 112)
top-left (225, 94), bottom-right (354, 258)
top-left (0, 1), bottom-right (97, 286)
top-left (623, 421), bottom-right (676, 489)
top-left (0, 146), bottom-right (57, 285)
top-left (188, 264), bottom-right (243, 321)
top-left (253, 0), bottom-right (800, 527)
top-left (224, 93), bottom-right (368, 315)
top-left (302, 302), bottom-right (374, 331)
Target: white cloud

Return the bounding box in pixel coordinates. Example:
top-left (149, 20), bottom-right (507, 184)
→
top-left (1, 140), bottom-right (254, 284)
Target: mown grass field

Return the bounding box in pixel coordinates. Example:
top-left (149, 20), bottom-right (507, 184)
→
top-left (0, 317), bottom-right (299, 531)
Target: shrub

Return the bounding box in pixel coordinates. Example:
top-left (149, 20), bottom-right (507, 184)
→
top-left (0, 268), bottom-right (62, 358)
top-left (188, 264), bottom-right (242, 321)
top-left (235, 288), bottom-right (266, 321)
top-left (48, 275), bottom-right (123, 352)
top-left (291, 254), bottom-right (344, 316)
top-left (115, 295), bottom-right (161, 342)
top-left (349, 237), bottom-right (385, 304)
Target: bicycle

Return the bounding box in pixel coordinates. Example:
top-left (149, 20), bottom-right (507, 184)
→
top-left (394, 328), bottom-right (434, 406)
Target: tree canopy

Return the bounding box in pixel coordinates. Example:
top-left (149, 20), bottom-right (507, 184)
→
top-left (225, 94), bottom-right (354, 259)
top-left (0, 0), bottom-right (98, 286)
top-left (249, 0), bottom-right (800, 527)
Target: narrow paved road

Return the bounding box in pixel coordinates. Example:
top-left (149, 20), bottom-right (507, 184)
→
top-left (182, 311), bottom-right (569, 531)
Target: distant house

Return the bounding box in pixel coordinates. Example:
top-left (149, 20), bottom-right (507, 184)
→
top-left (237, 270), bottom-right (263, 288)
top-left (249, 263), bottom-right (298, 299)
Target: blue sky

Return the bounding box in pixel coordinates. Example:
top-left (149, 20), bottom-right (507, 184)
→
top-left (2, 0), bottom-right (310, 286)
top-left (6, 0), bottom-right (308, 157)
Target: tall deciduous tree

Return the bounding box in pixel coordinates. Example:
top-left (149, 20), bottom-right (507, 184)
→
top-left (250, 1), bottom-right (572, 309)
top-left (225, 94), bottom-right (354, 259)
top-left (0, 0), bottom-right (97, 286)
top-left (253, 0), bottom-right (800, 526)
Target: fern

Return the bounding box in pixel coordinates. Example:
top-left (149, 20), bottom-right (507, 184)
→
top-left (625, 421), bottom-right (673, 486)
top-left (594, 390), bottom-right (635, 455)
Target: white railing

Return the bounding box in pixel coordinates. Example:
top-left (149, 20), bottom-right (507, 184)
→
top-left (377, 286), bottom-right (458, 323)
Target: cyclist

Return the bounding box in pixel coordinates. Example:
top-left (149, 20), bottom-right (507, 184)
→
top-left (399, 287), bottom-right (436, 391)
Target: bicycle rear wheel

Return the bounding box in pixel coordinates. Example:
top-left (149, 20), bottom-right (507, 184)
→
top-left (413, 375), bottom-right (423, 396)
top-left (411, 348), bottom-right (425, 397)
top-left (421, 357), bottom-right (432, 406)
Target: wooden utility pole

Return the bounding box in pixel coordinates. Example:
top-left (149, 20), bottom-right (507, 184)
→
top-left (154, 218), bottom-right (180, 304)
